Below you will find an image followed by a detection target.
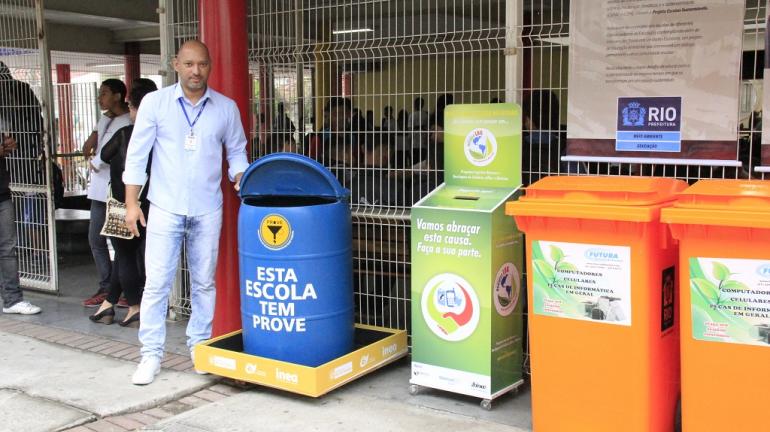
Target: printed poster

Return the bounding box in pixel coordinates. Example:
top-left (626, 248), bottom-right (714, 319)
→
top-left (567, 0), bottom-right (744, 160)
top-left (531, 241), bottom-right (632, 326)
top-left (762, 18), bottom-right (770, 167)
top-left (690, 257), bottom-right (770, 347)
top-left (444, 103), bottom-right (522, 188)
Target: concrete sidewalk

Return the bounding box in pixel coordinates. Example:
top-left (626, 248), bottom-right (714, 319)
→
top-left (0, 316), bottom-right (532, 431)
top-left (0, 251), bottom-right (533, 431)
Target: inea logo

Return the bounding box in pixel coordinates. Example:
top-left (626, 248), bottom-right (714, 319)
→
top-left (275, 369), bottom-right (299, 384)
top-left (585, 248), bottom-right (620, 261)
top-left (382, 343), bottom-right (397, 357)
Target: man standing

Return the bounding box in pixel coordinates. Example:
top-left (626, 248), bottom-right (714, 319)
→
top-left (123, 40), bottom-right (248, 385)
top-left (0, 133), bottom-right (41, 315)
top-left (0, 63), bottom-right (42, 315)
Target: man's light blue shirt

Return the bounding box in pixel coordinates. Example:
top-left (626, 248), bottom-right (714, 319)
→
top-left (123, 84), bottom-right (249, 216)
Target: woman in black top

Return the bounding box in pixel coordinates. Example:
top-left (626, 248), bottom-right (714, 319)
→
top-left (89, 79), bottom-right (157, 327)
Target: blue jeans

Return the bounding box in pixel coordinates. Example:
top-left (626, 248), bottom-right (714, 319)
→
top-left (139, 204), bottom-right (223, 359)
top-left (0, 199), bottom-right (23, 308)
top-left (88, 200), bottom-right (112, 293)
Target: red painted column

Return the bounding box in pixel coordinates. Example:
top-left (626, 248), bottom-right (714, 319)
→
top-left (199, 0), bottom-right (250, 337)
top-left (55, 64), bottom-right (73, 155)
top-left (124, 42), bottom-right (141, 94)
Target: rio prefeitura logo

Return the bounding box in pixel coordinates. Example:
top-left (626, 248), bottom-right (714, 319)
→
top-left (421, 273), bottom-right (480, 341)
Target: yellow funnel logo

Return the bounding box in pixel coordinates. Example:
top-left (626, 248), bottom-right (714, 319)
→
top-left (259, 214), bottom-right (293, 250)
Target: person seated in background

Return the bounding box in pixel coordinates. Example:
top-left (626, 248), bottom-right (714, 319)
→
top-left (354, 132), bottom-right (404, 207)
top-left (381, 105), bottom-right (396, 131)
top-left (522, 89), bottom-right (566, 185)
top-left (326, 131), bottom-right (359, 188)
top-left (431, 93), bottom-right (454, 128)
top-left (264, 131), bottom-right (300, 155)
top-left (272, 102), bottom-right (295, 133)
top-left (409, 97), bottom-right (429, 130)
top-left (396, 108), bottom-right (409, 132)
top-left (321, 97), bottom-right (358, 184)
top-left (410, 120), bottom-right (445, 204)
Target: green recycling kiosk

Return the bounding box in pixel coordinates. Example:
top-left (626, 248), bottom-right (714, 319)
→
top-left (409, 103), bottom-right (525, 409)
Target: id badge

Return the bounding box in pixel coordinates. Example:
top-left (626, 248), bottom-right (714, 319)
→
top-left (184, 132), bottom-right (197, 151)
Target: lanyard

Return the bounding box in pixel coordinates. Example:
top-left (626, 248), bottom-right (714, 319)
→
top-left (178, 98), bottom-right (208, 131)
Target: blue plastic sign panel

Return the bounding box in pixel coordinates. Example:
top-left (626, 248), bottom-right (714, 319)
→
top-left (615, 97), bottom-right (681, 153)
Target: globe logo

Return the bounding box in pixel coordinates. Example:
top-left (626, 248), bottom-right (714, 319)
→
top-left (494, 262), bottom-right (520, 317)
top-left (421, 273), bottom-right (480, 341)
top-left (464, 128), bottom-right (497, 167)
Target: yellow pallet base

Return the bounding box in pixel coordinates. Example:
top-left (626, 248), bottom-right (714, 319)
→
top-left (192, 324), bottom-right (408, 397)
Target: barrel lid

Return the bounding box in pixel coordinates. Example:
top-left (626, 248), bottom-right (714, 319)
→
top-left (239, 153), bottom-right (348, 199)
top-left (671, 180), bottom-right (770, 210)
top-left (520, 176), bottom-right (687, 206)
top-left (660, 180), bottom-right (770, 229)
top-left (506, 176), bottom-right (687, 223)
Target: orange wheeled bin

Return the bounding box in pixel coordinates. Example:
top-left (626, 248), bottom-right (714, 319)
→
top-left (506, 176), bottom-right (687, 432)
top-left (661, 180), bottom-right (770, 432)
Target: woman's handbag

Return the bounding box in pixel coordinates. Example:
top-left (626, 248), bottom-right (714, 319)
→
top-left (100, 184), bottom-right (143, 240)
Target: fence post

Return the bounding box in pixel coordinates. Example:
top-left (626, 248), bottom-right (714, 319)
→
top-left (34, 0), bottom-right (58, 292)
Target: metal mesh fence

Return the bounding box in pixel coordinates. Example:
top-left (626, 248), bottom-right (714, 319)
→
top-left (248, 0), bottom-right (510, 334)
top-left (54, 81), bottom-right (97, 197)
top-left (0, 0), bottom-right (57, 292)
top-left (165, 1), bottom-right (769, 331)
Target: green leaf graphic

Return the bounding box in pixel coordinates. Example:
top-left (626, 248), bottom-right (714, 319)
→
top-left (470, 150), bottom-right (485, 159)
top-left (691, 278), bottom-right (719, 303)
top-left (712, 262), bottom-right (731, 282)
top-left (534, 259), bottom-right (556, 282)
top-left (556, 262), bottom-right (578, 272)
top-left (550, 246), bottom-right (564, 262)
top-left (722, 280), bottom-right (750, 291)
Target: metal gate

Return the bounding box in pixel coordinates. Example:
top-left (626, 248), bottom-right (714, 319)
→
top-left (0, 0), bottom-right (58, 292)
top-left (162, 1), bottom-right (768, 330)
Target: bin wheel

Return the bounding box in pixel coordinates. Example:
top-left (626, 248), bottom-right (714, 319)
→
top-left (480, 399), bottom-right (492, 410)
top-left (408, 384), bottom-right (421, 396)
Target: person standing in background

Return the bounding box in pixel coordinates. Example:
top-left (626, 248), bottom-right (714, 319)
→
top-left (81, 79), bottom-right (131, 308)
top-left (88, 79), bottom-right (158, 327)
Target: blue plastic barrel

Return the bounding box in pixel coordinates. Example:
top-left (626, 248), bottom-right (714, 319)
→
top-left (238, 153), bottom-right (354, 366)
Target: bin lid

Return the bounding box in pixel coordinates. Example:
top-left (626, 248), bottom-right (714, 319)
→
top-left (415, 184), bottom-right (517, 212)
top-left (506, 176), bottom-right (688, 222)
top-left (239, 153), bottom-right (348, 199)
top-left (660, 180), bottom-right (770, 229)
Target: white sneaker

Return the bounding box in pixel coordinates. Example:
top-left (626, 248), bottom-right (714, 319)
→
top-left (132, 356), bottom-right (161, 385)
top-left (190, 349), bottom-right (208, 375)
top-left (2, 301), bottom-right (41, 315)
